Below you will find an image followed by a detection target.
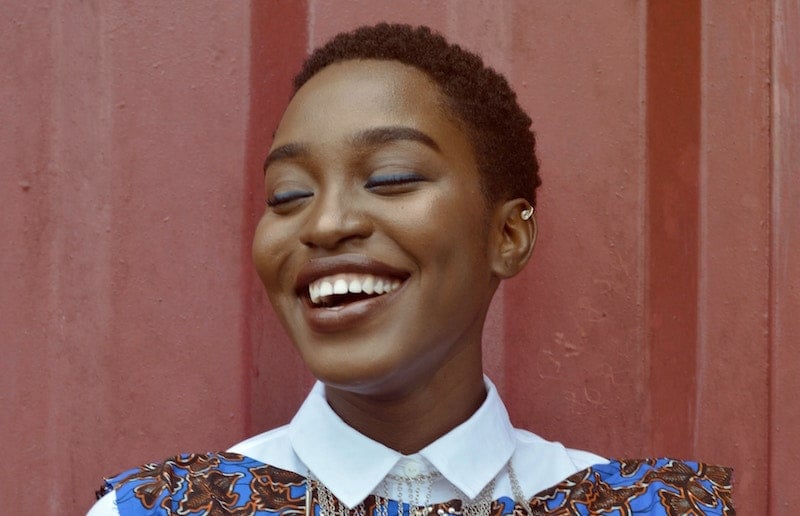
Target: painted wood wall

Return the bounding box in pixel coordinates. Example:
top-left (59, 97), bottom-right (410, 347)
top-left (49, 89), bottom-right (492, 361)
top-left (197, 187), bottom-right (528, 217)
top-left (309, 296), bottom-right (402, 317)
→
top-left (1, 2), bottom-right (797, 514)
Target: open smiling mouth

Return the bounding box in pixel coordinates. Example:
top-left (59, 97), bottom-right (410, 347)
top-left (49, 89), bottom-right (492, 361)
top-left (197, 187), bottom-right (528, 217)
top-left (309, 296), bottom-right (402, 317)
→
top-left (307, 273), bottom-right (403, 308)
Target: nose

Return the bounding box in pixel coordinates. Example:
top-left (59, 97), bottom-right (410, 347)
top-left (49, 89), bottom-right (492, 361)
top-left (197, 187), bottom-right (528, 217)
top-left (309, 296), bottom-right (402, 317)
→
top-left (299, 186), bottom-right (372, 250)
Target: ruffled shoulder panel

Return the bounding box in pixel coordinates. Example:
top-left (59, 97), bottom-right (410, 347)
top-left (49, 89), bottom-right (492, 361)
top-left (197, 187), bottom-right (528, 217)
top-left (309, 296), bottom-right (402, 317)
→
top-left (521, 458), bottom-right (734, 515)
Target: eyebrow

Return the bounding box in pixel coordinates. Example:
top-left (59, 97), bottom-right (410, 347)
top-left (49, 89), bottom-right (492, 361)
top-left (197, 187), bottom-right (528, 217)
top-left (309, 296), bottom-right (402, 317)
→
top-left (263, 126), bottom-right (441, 171)
top-left (263, 142), bottom-right (309, 170)
top-left (350, 126), bottom-right (441, 153)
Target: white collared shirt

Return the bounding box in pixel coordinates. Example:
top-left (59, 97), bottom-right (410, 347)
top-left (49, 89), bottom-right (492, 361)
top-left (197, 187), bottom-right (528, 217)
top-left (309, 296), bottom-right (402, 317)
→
top-left (88, 377), bottom-right (606, 514)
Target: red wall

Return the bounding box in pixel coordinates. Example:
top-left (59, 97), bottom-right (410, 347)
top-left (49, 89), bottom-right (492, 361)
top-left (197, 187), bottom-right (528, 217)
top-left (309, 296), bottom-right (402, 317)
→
top-left (1, 2), bottom-right (797, 514)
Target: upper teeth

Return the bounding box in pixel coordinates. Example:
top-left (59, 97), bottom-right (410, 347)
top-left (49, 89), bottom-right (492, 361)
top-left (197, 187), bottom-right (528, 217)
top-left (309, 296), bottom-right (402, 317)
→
top-left (309, 274), bottom-right (401, 305)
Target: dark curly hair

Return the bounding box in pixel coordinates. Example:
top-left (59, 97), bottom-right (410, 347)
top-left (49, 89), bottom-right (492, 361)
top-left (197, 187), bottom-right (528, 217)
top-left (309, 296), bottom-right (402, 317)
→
top-left (293, 23), bottom-right (541, 209)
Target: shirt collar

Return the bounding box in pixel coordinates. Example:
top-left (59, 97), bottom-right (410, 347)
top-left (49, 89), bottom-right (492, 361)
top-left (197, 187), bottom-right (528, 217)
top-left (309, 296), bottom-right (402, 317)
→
top-left (288, 377), bottom-right (516, 508)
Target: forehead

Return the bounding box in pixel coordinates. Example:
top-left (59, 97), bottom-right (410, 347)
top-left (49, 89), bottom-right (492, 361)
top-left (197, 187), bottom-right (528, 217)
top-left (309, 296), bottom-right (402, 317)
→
top-left (272, 60), bottom-right (470, 154)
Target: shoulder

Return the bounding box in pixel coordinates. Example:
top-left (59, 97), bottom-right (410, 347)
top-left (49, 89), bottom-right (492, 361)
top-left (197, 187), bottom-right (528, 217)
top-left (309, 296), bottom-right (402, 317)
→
top-left (226, 423), bottom-right (291, 458)
top-left (89, 425), bottom-right (302, 515)
top-left (510, 428), bottom-right (608, 493)
top-left (512, 428), bottom-right (605, 464)
top-left (520, 430), bottom-right (606, 468)
top-left (92, 452), bottom-right (307, 516)
top-left (226, 423), bottom-right (305, 474)
top-left (527, 457), bottom-right (734, 515)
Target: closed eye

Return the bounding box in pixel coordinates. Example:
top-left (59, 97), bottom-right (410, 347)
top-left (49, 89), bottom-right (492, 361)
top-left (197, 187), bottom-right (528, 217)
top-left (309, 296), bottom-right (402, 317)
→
top-left (266, 190), bottom-right (313, 207)
top-left (365, 172), bottom-right (426, 190)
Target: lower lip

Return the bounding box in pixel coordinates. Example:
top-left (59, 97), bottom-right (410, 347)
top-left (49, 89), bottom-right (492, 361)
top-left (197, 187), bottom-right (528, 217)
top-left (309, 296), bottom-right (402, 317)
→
top-left (301, 283), bottom-right (404, 333)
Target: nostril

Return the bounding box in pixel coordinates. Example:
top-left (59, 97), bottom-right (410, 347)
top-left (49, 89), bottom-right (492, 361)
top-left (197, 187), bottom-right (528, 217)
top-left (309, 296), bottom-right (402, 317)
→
top-left (299, 204), bottom-right (373, 249)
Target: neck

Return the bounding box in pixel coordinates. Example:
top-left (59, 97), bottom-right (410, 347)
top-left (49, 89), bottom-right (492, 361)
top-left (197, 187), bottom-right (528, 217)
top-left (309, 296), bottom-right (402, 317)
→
top-left (324, 353), bottom-right (486, 455)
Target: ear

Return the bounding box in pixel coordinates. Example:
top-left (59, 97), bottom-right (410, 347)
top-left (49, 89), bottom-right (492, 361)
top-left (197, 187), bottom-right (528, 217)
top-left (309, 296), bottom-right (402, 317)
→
top-left (489, 198), bottom-right (538, 279)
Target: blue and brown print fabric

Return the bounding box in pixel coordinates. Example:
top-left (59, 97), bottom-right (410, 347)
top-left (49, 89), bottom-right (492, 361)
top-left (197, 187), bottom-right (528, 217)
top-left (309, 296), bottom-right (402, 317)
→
top-left (98, 453), bottom-right (734, 515)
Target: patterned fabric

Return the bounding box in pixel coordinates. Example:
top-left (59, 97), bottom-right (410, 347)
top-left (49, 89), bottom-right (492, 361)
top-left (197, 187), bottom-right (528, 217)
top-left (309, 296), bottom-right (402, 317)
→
top-left (98, 453), bottom-right (734, 515)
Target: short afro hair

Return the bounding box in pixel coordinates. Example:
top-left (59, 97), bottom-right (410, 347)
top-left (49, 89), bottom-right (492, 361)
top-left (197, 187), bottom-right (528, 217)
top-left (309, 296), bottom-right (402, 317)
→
top-left (293, 23), bottom-right (541, 210)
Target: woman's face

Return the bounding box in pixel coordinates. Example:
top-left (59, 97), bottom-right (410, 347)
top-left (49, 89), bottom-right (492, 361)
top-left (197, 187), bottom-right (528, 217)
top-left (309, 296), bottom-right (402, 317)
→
top-left (253, 60), bottom-right (502, 398)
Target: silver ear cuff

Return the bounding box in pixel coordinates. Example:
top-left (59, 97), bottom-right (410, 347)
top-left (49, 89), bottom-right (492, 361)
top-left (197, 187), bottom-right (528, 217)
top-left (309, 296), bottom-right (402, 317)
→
top-left (521, 205), bottom-right (534, 221)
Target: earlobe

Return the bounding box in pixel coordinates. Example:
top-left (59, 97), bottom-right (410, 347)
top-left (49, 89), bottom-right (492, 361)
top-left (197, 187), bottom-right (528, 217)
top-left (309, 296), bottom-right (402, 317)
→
top-left (490, 199), bottom-right (537, 279)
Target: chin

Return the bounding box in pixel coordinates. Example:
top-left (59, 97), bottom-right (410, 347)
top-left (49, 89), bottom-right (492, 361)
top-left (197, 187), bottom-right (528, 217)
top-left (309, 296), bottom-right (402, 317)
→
top-left (304, 353), bottom-right (422, 399)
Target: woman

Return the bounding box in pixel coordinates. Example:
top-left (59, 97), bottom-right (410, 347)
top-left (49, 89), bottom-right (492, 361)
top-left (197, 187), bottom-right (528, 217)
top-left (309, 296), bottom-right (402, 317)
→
top-left (90, 24), bottom-right (733, 516)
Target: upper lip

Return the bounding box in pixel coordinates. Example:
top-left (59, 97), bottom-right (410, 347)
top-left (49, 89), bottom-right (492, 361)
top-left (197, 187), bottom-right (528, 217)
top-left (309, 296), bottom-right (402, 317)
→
top-left (294, 253), bottom-right (410, 297)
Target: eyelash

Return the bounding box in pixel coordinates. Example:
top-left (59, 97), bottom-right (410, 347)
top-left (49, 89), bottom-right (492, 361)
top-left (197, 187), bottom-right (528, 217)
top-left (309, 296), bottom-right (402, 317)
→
top-left (266, 190), bottom-right (313, 207)
top-left (365, 172), bottom-right (425, 189)
top-left (266, 172), bottom-right (424, 207)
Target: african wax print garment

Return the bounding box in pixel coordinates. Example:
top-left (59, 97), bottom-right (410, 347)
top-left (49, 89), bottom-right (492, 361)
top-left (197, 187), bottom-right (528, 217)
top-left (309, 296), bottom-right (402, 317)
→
top-left (90, 379), bottom-right (733, 515)
top-left (96, 453), bottom-right (733, 515)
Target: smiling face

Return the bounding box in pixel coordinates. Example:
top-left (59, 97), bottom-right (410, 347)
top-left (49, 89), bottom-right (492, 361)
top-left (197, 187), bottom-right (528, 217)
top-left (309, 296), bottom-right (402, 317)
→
top-left (252, 60), bottom-right (504, 399)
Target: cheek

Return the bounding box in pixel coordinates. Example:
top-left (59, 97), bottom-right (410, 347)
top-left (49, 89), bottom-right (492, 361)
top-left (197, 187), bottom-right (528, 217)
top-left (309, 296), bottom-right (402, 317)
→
top-left (401, 203), bottom-right (491, 285)
top-left (422, 190), bottom-right (490, 252)
top-left (252, 217), bottom-right (288, 286)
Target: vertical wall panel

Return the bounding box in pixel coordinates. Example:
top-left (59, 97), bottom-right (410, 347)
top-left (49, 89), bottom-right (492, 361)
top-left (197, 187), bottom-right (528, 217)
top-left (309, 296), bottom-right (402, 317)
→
top-left (769, 0), bottom-right (800, 512)
top-left (696, 2), bottom-right (772, 512)
top-left (1, 2), bottom-right (256, 513)
top-left (645, 0), bottom-right (701, 459)
top-left (502, 1), bottom-right (648, 455)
